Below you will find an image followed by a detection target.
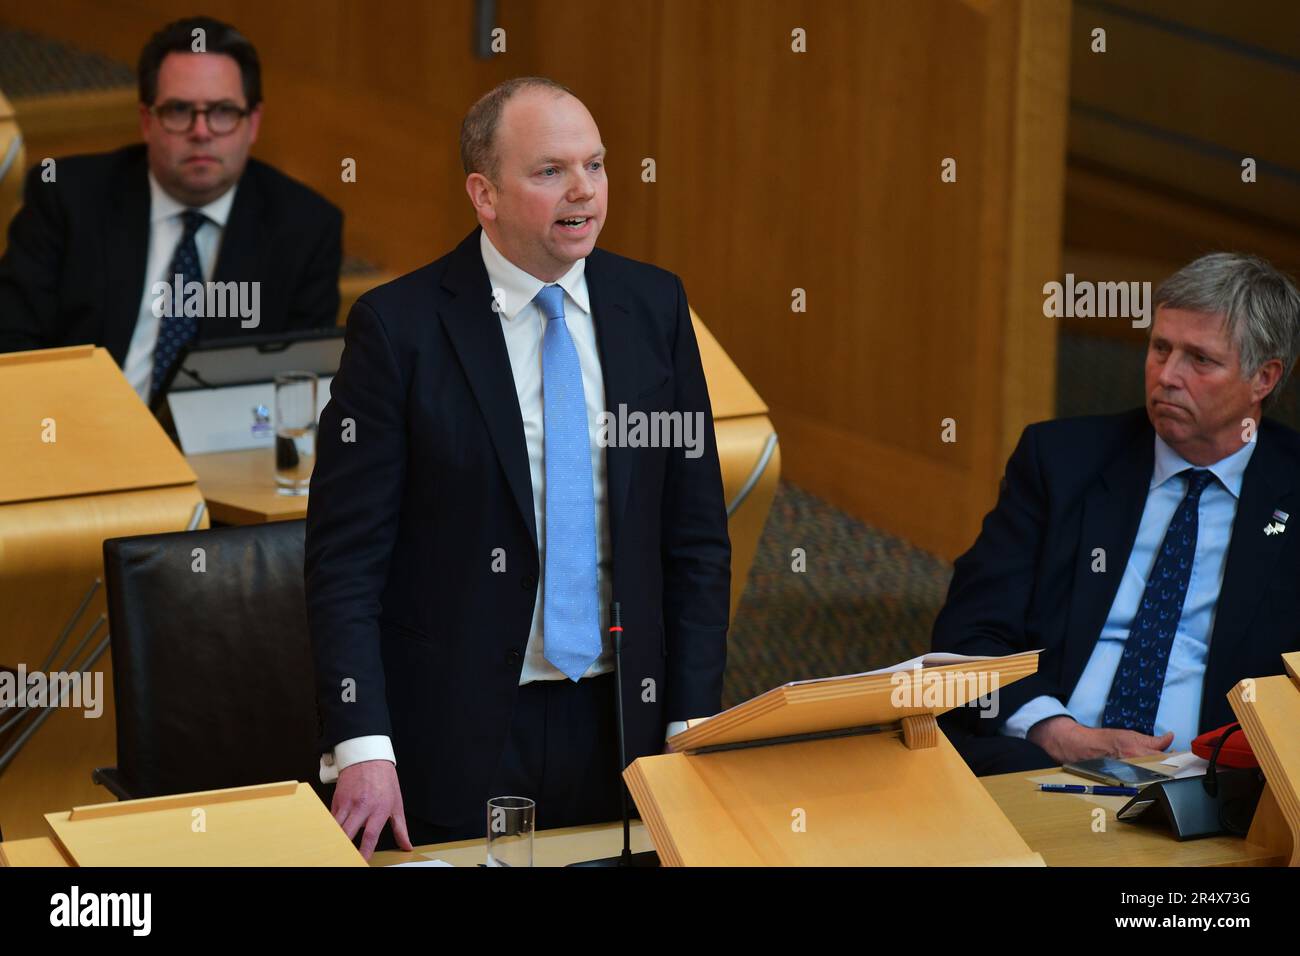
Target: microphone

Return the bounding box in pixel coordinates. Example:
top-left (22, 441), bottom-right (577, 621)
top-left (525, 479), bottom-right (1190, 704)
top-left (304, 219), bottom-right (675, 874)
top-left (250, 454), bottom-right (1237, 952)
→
top-left (568, 601), bottom-right (659, 866)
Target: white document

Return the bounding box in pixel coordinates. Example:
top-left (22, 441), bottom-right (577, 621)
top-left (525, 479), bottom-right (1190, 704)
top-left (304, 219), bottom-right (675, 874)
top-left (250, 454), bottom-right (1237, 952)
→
top-left (389, 858), bottom-right (455, 868)
top-left (1159, 750), bottom-right (1209, 778)
top-left (785, 650), bottom-right (1037, 687)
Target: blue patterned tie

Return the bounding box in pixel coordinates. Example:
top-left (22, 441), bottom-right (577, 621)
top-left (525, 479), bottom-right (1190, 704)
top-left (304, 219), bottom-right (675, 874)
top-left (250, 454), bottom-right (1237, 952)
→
top-left (150, 209), bottom-right (208, 403)
top-left (1101, 468), bottom-right (1215, 735)
top-left (536, 285), bottom-right (601, 681)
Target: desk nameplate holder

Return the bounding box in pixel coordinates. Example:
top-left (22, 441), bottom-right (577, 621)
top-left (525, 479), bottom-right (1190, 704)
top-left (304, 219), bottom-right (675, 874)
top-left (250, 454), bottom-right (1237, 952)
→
top-left (44, 780), bottom-right (367, 867)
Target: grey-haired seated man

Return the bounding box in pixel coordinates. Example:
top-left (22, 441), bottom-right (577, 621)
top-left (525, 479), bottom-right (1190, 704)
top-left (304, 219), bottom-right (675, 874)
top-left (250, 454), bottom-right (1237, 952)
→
top-left (932, 253), bottom-right (1300, 775)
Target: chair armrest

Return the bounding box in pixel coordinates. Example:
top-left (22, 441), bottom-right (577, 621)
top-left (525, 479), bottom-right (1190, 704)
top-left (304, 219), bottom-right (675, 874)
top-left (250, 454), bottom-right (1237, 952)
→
top-left (91, 766), bottom-right (133, 801)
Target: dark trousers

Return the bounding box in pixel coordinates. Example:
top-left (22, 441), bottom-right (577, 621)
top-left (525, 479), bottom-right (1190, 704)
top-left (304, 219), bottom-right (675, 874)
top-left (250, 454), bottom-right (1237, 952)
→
top-left (374, 671), bottom-right (626, 850)
top-left (939, 711), bottom-right (1057, 776)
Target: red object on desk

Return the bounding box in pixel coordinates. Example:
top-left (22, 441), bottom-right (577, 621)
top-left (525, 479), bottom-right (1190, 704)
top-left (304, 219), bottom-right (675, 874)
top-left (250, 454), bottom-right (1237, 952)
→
top-left (1191, 723), bottom-right (1259, 769)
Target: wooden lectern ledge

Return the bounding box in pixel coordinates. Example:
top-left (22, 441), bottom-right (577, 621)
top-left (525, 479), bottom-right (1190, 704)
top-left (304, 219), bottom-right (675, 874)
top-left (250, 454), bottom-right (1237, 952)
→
top-left (627, 653), bottom-right (1046, 866)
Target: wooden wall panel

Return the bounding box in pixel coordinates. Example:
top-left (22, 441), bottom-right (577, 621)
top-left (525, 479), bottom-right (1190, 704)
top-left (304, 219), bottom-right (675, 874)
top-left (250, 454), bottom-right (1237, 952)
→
top-left (648, 0), bottom-right (1066, 557)
top-left (1068, 0), bottom-right (1300, 230)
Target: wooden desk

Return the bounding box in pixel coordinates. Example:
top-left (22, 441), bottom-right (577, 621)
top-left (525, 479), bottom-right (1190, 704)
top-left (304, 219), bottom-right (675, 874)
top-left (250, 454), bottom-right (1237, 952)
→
top-left (981, 764), bottom-right (1281, 867)
top-left (5, 761), bottom-right (1284, 866)
top-left (0, 836), bottom-right (73, 867)
top-left (371, 820), bottom-right (655, 868)
top-left (187, 449), bottom-right (308, 524)
top-left (371, 759), bottom-right (1284, 867)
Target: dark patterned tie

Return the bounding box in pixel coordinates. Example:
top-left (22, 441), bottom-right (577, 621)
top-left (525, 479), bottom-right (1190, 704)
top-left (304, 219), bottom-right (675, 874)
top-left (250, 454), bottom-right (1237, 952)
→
top-left (1101, 468), bottom-right (1215, 735)
top-left (149, 209), bottom-right (208, 403)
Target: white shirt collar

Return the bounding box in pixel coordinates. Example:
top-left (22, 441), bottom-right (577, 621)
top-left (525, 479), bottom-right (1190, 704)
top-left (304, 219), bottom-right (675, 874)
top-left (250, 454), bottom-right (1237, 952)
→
top-left (479, 228), bottom-right (590, 321)
top-left (1151, 431), bottom-right (1256, 499)
top-left (148, 171), bottom-right (238, 229)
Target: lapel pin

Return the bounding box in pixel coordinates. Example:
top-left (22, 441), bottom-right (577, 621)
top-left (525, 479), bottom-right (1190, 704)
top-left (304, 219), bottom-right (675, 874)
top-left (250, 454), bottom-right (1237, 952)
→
top-left (1265, 510), bottom-right (1288, 536)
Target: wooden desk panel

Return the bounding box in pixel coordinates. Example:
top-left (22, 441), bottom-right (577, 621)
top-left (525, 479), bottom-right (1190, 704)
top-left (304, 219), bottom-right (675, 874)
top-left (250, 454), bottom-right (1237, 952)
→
top-left (0, 836), bottom-right (73, 867)
top-left (371, 820), bottom-right (654, 868)
top-left (188, 449), bottom-right (309, 524)
top-left (3, 762), bottom-right (1283, 867)
top-left (981, 768), bottom-right (1282, 868)
top-left (372, 761), bottom-right (1284, 867)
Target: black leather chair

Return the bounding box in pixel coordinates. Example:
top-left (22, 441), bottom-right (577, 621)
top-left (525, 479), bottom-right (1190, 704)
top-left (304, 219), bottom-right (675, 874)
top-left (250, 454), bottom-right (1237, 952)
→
top-left (96, 520), bottom-right (322, 801)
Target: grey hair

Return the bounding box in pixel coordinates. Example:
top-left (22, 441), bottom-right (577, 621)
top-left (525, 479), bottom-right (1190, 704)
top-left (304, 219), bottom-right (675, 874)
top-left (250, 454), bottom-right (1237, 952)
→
top-left (460, 76), bottom-right (575, 182)
top-left (1154, 252), bottom-right (1300, 409)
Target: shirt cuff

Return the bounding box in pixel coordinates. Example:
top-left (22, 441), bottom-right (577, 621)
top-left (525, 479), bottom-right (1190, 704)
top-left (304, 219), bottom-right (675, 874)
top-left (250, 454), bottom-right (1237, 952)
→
top-left (319, 735), bottom-right (396, 784)
top-left (665, 720), bottom-right (689, 743)
top-left (999, 695), bottom-right (1073, 739)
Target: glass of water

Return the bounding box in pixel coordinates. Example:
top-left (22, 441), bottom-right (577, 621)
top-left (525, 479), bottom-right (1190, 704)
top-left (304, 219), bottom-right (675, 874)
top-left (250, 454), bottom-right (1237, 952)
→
top-left (486, 796), bottom-right (535, 867)
top-left (274, 371), bottom-right (317, 495)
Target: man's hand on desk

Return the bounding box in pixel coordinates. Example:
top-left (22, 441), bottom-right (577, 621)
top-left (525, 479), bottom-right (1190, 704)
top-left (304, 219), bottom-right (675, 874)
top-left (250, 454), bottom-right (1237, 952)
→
top-left (332, 759), bottom-right (411, 860)
top-left (1028, 716), bottom-right (1174, 765)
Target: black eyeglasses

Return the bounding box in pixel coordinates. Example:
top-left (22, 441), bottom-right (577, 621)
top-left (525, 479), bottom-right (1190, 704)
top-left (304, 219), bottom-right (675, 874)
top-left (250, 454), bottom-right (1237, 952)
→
top-left (150, 100), bottom-right (249, 135)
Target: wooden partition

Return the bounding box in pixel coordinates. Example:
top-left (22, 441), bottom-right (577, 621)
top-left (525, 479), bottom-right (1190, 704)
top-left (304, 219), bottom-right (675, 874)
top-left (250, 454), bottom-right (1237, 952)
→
top-left (1068, 0), bottom-right (1300, 234)
top-left (2, 0), bottom-right (1068, 558)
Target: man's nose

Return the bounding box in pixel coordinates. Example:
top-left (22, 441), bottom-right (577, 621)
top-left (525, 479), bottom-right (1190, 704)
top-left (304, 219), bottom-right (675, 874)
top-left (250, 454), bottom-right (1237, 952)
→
top-left (568, 174), bottom-right (596, 202)
top-left (1157, 354), bottom-right (1185, 389)
top-left (189, 113), bottom-right (214, 141)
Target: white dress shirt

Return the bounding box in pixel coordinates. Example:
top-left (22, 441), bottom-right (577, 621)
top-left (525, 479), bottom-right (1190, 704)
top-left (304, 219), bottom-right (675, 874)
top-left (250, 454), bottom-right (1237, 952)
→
top-left (320, 230), bottom-right (686, 783)
top-left (122, 172), bottom-right (238, 401)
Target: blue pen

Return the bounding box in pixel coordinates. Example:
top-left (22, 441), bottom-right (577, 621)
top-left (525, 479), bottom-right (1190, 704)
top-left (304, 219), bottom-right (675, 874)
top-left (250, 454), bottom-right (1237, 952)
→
top-left (1038, 783), bottom-right (1140, 796)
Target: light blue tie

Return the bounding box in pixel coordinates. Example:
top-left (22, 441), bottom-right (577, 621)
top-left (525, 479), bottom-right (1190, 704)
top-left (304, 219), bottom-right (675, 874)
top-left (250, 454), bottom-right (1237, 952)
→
top-left (536, 284), bottom-right (601, 681)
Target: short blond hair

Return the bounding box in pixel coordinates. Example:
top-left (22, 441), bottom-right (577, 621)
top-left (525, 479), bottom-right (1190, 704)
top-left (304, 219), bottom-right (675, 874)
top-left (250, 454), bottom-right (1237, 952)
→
top-left (459, 76), bottom-right (575, 182)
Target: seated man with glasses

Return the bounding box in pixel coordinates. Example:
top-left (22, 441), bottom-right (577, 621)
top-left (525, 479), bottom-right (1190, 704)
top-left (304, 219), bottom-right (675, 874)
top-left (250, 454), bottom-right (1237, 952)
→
top-left (0, 16), bottom-right (342, 404)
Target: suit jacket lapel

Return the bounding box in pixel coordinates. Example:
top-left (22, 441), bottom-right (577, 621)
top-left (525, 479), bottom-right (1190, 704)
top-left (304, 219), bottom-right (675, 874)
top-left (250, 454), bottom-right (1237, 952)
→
top-left (1061, 424), bottom-right (1154, 690)
top-left (585, 249), bottom-right (635, 558)
top-left (102, 150), bottom-right (150, 366)
top-left (1202, 427), bottom-right (1295, 724)
top-left (438, 229), bottom-right (538, 548)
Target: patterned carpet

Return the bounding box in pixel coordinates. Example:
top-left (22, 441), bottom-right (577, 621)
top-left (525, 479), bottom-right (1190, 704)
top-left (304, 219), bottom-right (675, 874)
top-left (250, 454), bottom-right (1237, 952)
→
top-left (724, 483), bottom-right (952, 708)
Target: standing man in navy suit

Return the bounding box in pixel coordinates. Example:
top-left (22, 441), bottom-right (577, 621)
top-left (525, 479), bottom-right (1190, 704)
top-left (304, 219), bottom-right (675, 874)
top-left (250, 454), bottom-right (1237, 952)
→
top-left (305, 77), bottom-right (730, 857)
top-left (933, 253), bottom-right (1300, 775)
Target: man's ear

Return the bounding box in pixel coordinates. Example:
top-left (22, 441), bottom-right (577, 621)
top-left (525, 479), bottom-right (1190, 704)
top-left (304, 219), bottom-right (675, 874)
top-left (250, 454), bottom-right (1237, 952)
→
top-left (246, 104), bottom-right (262, 146)
top-left (465, 173), bottom-right (497, 222)
top-left (139, 103), bottom-right (152, 141)
top-left (1251, 357), bottom-right (1285, 404)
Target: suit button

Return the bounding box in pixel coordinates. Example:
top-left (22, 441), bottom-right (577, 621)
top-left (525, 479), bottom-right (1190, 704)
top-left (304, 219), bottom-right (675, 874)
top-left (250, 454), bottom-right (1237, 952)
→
top-left (521, 574), bottom-right (536, 591)
top-left (505, 648), bottom-right (523, 665)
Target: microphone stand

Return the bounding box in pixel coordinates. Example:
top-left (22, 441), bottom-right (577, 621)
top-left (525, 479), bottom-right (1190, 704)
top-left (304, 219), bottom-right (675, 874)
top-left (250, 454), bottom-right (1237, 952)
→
top-left (569, 602), bottom-right (659, 867)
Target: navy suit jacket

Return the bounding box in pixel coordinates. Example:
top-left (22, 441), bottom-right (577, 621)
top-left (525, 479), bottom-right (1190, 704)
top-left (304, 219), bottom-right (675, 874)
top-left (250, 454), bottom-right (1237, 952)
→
top-left (933, 408), bottom-right (1300, 750)
top-left (304, 227), bottom-right (730, 824)
top-left (0, 144), bottom-right (341, 362)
